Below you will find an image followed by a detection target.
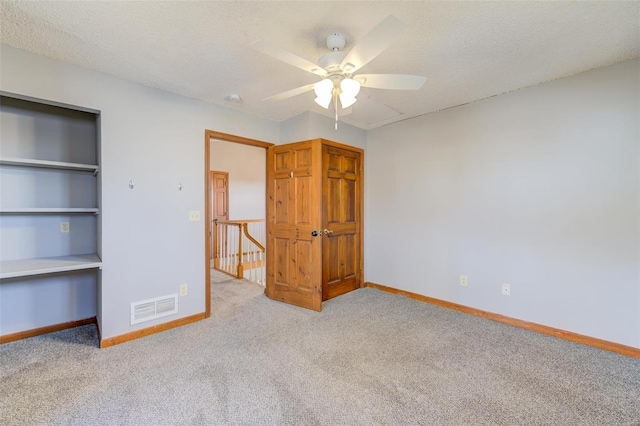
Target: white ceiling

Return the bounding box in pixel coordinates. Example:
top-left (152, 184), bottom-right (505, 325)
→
top-left (1, 1), bottom-right (638, 130)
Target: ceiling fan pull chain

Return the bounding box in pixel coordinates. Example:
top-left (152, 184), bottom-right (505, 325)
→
top-left (334, 91), bottom-right (339, 130)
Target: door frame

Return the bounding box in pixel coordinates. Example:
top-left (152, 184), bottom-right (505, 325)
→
top-left (204, 130), bottom-right (273, 318)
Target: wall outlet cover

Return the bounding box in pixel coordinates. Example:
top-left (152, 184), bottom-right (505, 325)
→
top-left (60, 222), bottom-right (70, 233)
top-left (460, 275), bottom-right (468, 287)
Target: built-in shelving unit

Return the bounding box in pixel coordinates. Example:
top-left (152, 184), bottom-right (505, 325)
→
top-left (0, 254), bottom-right (103, 280)
top-left (0, 157), bottom-right (99, 173)
top-left (0, 208), bottom-right (100, 214)
top-left (0, 91), bottom-right (102, 338)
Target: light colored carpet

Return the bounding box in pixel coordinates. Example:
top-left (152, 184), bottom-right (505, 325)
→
top-left (1, 273), bottom-right (639, 425)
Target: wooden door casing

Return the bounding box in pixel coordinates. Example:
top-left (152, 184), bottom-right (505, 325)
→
top-left (266, 141), bottom-right (323, 311)
top-left (322, 144), bottom-right (361, 300)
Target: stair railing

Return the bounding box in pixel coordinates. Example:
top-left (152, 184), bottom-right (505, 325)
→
top-left (214, 219), bottom-right (265, 285)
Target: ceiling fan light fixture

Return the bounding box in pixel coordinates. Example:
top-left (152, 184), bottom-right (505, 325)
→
top-left (314, 79), bottom-right (333, 97)
top-left (340, 78), bottom-right (360, 98)
top-left (339, 93), bottom-right (357, 109)
top-left (315, 94), bottom-right (332, 109)
top-left (338, 78), bottom-right (360, 108)
top-left (314, 79), bottom-right (334, 109)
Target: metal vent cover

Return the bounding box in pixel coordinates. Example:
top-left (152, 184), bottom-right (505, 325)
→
top-left (130, 294), bottom-right (178, 325)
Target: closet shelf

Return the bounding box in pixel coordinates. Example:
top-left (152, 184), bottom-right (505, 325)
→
top-left (0, 254), bottom-right (102, 279)
top-left (0, 208), bottom-right (99, 214)
top-left (0, 157), bottom-right (99, 173)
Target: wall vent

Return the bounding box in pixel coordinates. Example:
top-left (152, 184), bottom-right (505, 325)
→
top-left (130, 294), bottom-right (178, 325)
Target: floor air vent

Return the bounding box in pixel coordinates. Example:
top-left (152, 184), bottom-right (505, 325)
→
top-left (130, 294), bottom-right (178, 325)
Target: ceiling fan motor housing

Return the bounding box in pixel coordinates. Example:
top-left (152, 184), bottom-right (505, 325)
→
top-left (318, 51), bottom-right (347, 73)
top-left (326, 33), bottom-right (346, 51)
top-left (319, 33), bottom-right (348, 73)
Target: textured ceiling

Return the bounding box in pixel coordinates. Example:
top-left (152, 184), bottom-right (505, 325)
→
top-left (1, 1), bottom-right (639, 130)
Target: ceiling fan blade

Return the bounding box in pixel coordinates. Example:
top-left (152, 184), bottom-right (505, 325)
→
top-left (251, 40), bottom-right (327, 77)
top-left (340, 15), bottom-right (407, 74)
top-left (263, 83), bottom-right (316, 102)
top-left (357, 74), bottom-right (426, 90)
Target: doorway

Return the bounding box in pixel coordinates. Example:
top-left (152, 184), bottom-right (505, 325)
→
top-left (204, 130), bottom-right (273, 318)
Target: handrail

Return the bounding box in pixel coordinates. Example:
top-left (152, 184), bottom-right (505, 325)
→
top-left (242, 223), bottom-right (265, 252)
top-left (216, 219), bottom-right (264, 224)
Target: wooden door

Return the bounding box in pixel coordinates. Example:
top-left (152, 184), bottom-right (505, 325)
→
top-left (210, 171), bottom-right (229, 262)
top-left (322, 144), bottom-right (362, 300)
top-left (266, 141), bottom-right (323, 311)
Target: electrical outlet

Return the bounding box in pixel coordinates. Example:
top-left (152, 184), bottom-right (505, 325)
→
top-left (179, 284), bottom-right (188, 297)
top-left (460, 275), bottom-right (468, 287)
top-left (189, 211), bottom-right (200, 222)
top-left (60, 222), bottom-right (70, 233)
top-left (502, 283), bottom-right (510, 296)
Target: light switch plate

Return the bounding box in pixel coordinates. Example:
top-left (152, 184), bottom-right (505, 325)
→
top-left (189, 211), bottom-right (200, 222)
top-left (60, 222), bottom-right (70, 233)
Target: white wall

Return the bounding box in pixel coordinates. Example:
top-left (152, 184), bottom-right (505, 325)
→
top-left (280, 111), bottom-right (367, 149)
top-left (279, 111), bottom-right (311, 144)
top-left (210, 140), bottom-right (265, 220)
top-left (0, 45), bottom-right (279, 339)
top-left (366, 59), bottom-right (640, 348)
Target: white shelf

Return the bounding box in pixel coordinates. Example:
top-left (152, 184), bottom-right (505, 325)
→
top-left (0, 254), bottom-right (102, 279)
top-left (0, 208), bottom-right (99, 214)
top-left (0, 157), bottom-right (99, 173)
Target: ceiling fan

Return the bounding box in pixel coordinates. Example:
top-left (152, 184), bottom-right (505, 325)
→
top-left (251, 15), bottom-right (426, 126)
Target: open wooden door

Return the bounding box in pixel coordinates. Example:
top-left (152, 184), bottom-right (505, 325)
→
top-left (322, 144), bottom-right (362, 300)
top-left (266, 141), bottom-right (323, 311)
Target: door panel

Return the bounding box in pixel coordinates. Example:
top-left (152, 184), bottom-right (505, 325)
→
top-left (274, 177), bottom-right (290, 224)
top-left (322, 145), bottom-right (361, 301)
top-left (266, 141), bottom-right (322, 311)
top-left (273, 236), bottom-right (290, 287)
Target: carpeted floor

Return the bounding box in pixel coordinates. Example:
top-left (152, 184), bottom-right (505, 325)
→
top-left (1, 272), bottom-right (639, 425)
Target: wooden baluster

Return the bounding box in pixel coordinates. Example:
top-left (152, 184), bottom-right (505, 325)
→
top-left (222, 223), bottom-right (227, 273)
top-left (237, 224), bottom-right (243, 279)
top-left (218, 223), bottom-right (224, 272)
top-left (231, 224), bottom-right (236, 275)
top-left (214, 221), bottom-right (219, 270)
top-left (226, 224), bottom-right (230, 274)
